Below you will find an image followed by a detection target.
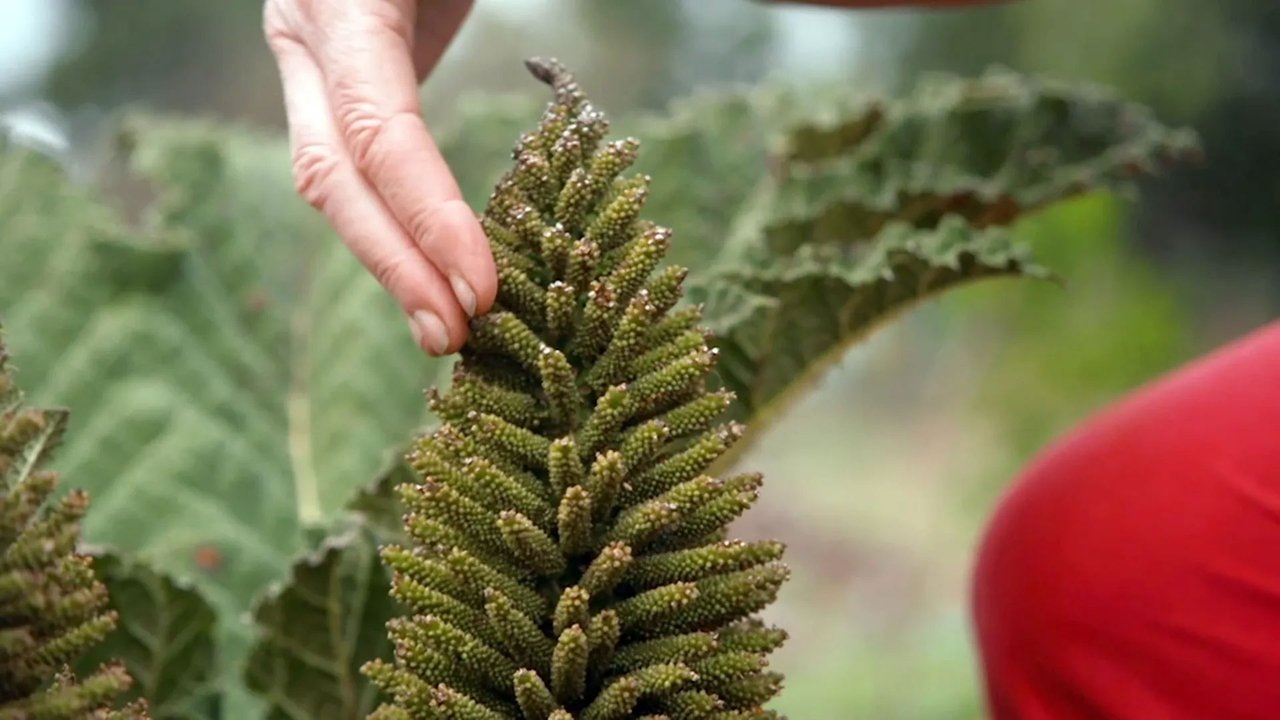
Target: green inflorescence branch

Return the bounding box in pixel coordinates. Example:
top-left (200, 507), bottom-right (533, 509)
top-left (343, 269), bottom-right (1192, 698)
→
top-left (0, 327), bottom-right (149, 719)
top-left (363, 59), bottom-right (790, 720)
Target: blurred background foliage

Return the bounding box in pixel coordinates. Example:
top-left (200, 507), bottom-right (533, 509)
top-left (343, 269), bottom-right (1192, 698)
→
top-left (1, 1), bottom-right (1276, 718)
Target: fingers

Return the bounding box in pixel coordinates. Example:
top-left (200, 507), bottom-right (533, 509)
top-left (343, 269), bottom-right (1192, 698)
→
top-left (297, 1), bottom-right (498, 320)
top-left (411, 0), bottom-right (475, 80)
top-left (267, 26), bottom-right (469, 355)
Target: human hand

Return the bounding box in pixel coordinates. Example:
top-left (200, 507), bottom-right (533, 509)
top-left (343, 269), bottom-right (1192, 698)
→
top-left (263, 0), bottom-right (496, 357)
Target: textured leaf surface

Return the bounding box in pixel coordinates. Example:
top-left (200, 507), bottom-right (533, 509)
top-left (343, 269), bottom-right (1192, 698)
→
top-left (345, 457), bottom-right (414, 545)
top-left (622, 88), bottom-right (775, 271)
top-left (76, 551), bottom-right (221, 719)
top-left (694, 217), bottom-right (1044, 470)
top-left (695, 69), bottom-right (1195, 469)
top-left (740, 68), bottom-right (1199, 263)
top-left (244, 528), bottom-right (396, 720)
top-left (0, 125), bottom-right (446, 711)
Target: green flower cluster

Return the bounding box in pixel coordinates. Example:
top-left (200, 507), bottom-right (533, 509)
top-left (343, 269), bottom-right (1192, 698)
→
top-left (0, 331), bottom-right (147, 719)
top-left (364, 59), bottom-right (790, 720)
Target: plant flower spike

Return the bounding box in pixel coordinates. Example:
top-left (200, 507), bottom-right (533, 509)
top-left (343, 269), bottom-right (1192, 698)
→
top-left (364, 59), bottom-right (791, 720)
top-left (0, 328), bottom-right (148, 719)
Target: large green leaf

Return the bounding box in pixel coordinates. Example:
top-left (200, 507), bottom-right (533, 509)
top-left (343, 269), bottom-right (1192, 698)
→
top-left (244, 527), bottom-right (396, 720)
top-left (694, 217), bottom-right (1045, 471)
top-left (343, 456), bottom-right (413, 546)
top-left (0, 124), bottom-right (448, 711)
top-left (738, 68), bottom-right (1199, 263)
top-left (622, 87), bottom-right (777, 271)
top-left (76, 551), bottom-right (221, 719)
top-left (237, 456), bottom-right (411, 718)
top-left (693, 68), bottom-right (1196, 468)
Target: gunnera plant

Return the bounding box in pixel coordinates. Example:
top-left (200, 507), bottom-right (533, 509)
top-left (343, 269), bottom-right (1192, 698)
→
top-left (0, 328), bottom-right (148, 719)
top-left (362, 59), bottom-right (790, 720)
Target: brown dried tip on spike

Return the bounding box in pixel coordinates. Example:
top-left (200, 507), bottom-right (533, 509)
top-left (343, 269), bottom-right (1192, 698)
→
top-left (524, 57), bottom-right (585, 109)
top-left (524, 57), bottom-right (558, 86)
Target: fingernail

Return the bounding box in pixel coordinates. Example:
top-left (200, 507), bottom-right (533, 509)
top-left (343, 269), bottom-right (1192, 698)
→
top-left (410, 310), bottom-right (449, 356)
top-left (449, 273), bottom-right (477, 317)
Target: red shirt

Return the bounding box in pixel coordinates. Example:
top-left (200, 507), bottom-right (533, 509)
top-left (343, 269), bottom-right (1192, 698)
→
top-left (973, 320), bottom-right (1280, 719)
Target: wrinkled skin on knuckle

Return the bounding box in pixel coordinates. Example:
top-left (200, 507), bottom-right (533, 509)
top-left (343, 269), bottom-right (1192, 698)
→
top-left (338, 103), bottom-right (423, 180)
top-left (334, 95), bottom-right (390, 169)
top-left (370, 250), bottom-right (417, 300)
top-left (290, 143), bottom-right (341, 209)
